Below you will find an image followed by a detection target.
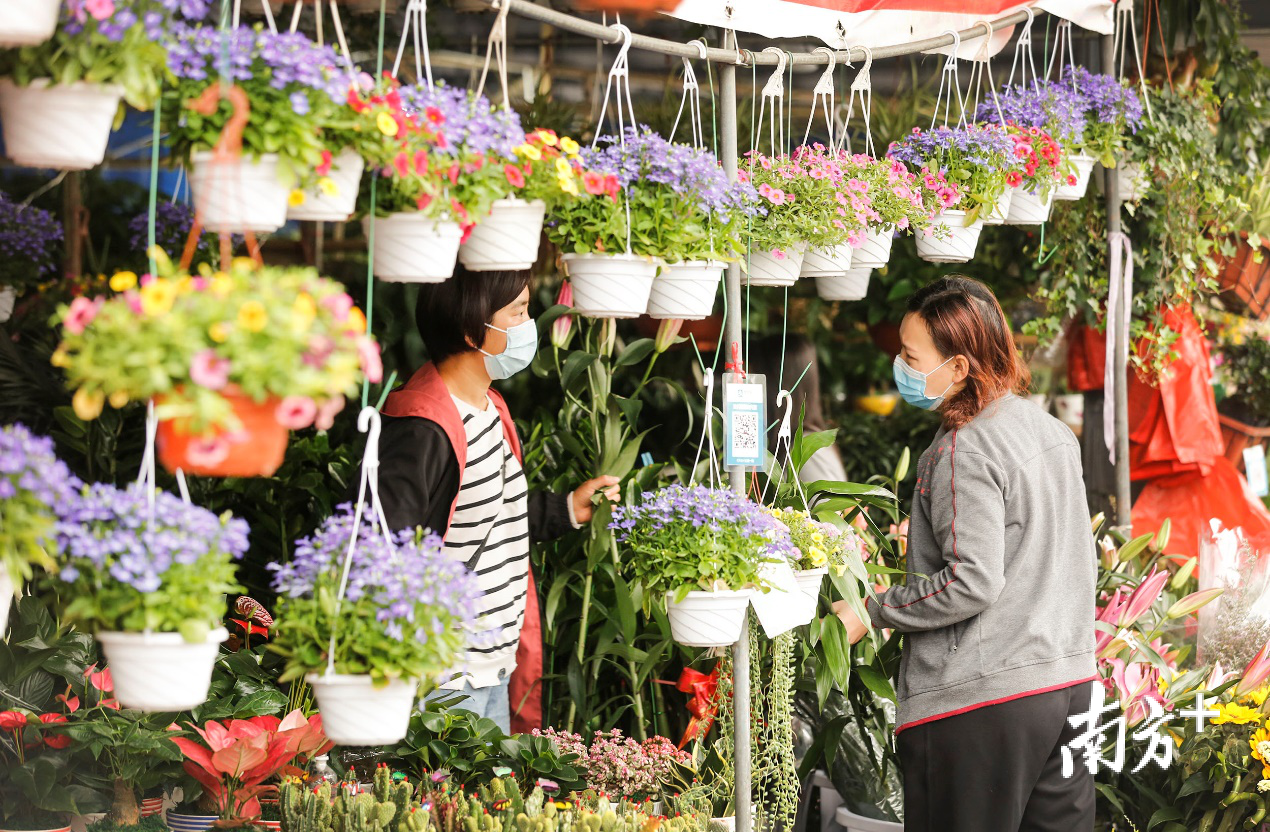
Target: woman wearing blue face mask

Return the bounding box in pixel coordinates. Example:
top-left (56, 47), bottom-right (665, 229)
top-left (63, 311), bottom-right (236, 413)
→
top-left (376, 265), bottom-right (619, 733)
top-left (833, 276), bottom-right (1097, 832)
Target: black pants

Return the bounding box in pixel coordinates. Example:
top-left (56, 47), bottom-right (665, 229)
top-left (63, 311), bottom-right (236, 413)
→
top-left (897, 681), bottom-right (1096, 832)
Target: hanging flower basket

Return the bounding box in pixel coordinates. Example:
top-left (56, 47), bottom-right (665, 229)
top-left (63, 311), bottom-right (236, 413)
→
top-left (1054, 153), bottom-right (1096, 201)
top-left (97, 627), bottom-right (228, 712)
top-left (190, 152), bottom-right (292, 233)
top-left (0, 0), bottom-right (59, 47)
top-left (834, 805), bottom-right (902, 832)
top-left (1219, 413), bottom-right (1270, 474)
top-left (367, 214), bottom-right (462, 284)
top-left (285, 150), bottom-right (365, 223)
top-left (1118, 162), bottom-right (1147, 201)
top-left (1006, 188), bottom-right (1054, 226)
top-left (646, 260), bottom-right (722, 321)
top-left (562, 253), bottom-right (658, 318)
top-left (458, 198), bottom-right (546, 272)
top-left (982, 188), bottom-right (1014, 226)
top-left (851, 227), bottom-right (895, 270)
top-left (816, 268), bottom-right (871, 302)
top-left (1216, 234), bottom-right (1270, 321)
top-left (800, 244), bottom-right (854, 278)
top-left (306, 673), bottom-right (418, 746)
top-left (156, 391), bottom-right (289, 478)
top-left (793, 567), bottom-right (829, 599)
top-left (665, 589), bottom-right (753, 648)
top-left (0, 285), bottom-right (15, 324)
top-left (744, 245), bottom-right (806, 287)
top-left (0, 80), bottom-right (121, 171)
top-left (915, 210), bottom-right (983, 263)
top-left (164, 812), bottom-right (218, 832)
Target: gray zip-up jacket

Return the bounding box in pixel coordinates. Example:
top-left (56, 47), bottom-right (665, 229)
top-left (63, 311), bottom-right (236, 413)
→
top-left (865, 393), bottom-right (1097, 733)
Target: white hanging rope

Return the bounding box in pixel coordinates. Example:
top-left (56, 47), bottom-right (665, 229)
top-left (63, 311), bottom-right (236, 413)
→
top-left (1103, 232), bottom-right (1133, 466)
top-left (391, 0), bottom-right (434, 88)
top-left (1044, 18), bottom-right (1078, 91)
top-left (591, 23), bottom-right (637, 256)
top-left (324, 406), bottom-right (399, 678)
top-left (1112, 0), bottom-right (1154, 122)
top-left (754, 46), bottom-right (788, 156)
top-left (669, 39), bottom-right (708, 149)
top-left (966, 21), bottom-right (1006, 127)
top-left (232, 0), bottom-right (276, 32)
top-left (135, 400), bottom-right (193, 510)
top-left (930, 30), bottom-right (966, 129)
top-left (689, 368), bottom-right (723, 489)
top-left (838, 46), bottom-right (874, 157)
top-left (759, 390), bottom-right (811, 512)
top-left (1007, 8), bottom-right (1038, 90)
top-left (476, 0), bottom-right (513, 109)
top-left (289, 0), bottom-right (357, 84)
top-left (801, 47), bottom-right (837, 149)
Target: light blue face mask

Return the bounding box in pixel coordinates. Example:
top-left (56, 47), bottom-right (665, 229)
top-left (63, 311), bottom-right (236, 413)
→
top-left (893, 355), bottom-right (955, 411)
top-left (480, 319), bottom-right (538, 380)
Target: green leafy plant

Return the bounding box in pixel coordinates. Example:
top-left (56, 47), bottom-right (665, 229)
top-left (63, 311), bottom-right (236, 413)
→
top-left (1, 424), bottom-right (80, 608)
top-left (1213, 321), bottom-right (1270, 427)
top-left (886, 125), bottom-right (1013, 222)
top-left (765, 505), bottom-right (867, 574)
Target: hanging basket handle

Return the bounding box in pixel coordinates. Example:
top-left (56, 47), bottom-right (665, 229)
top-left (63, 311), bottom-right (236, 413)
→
top-left (759, 389), bottom-right (811, 512)
top-left (968, 20), bottom-right (1006, 127)
top-left (669, 38), bottom-right (708, 149)
top-left (476, 0), bottom-right (514, 109)
top-left (931, 30), bottom-right (966, 130)
top-left (754, 46), bottom-right (788, 157)
top-left (391, 0), bottom-right (434, 88)
top-left (1113, 0), bottom-right (1154, 122)
top-left (838, 46), bottom-right (874, 157)
top-left (800, 46), bottom-right (837, 149)
top-left (1007, 7), bottom-right (1037, 89)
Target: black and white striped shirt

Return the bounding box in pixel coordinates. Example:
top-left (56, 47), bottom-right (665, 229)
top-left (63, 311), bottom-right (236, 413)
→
top-left (440, 395), bottom-right (531, 689)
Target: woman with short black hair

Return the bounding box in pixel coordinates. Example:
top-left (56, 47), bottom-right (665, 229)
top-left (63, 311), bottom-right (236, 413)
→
top-left (377, 265), bottom-right (618, 733)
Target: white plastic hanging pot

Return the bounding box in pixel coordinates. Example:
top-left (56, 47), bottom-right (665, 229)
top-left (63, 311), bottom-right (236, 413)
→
top-left (665, 589), bottom-right (754, 648)
top-left (366, 214), bottom-right (462, 283)
top-left (458, 198), bottom-right (546, 271)
top-left (851, 228), bottom-right (894, 270)
top-left (562, 253), bottom-right (657, 318)
top-left (1054, 153), bottom-right (1096, 201)
top-left (96, 627), bottom-right (227, 711)
top-left (0, 0), bottom-right (60, 47)
top-left (982, 188), bottom-right (1015, 226)
top-left (0, 80), bottom-right (122, 171)
top-left (0, 285), bottom-right (15, 323)
top-left (800, 243), bottom-right (854, 277)
top-left (190, 152), bottom-right (292, 233)
top-left (306, 673), bottom-right (418, 745)
top-left (816, 268), bottom-right (871, 302)
top-left (1006, 188), bottom-right (1054, 225)
top-left (285, 149), bottom-right (364, 223)
top-left (744, 244), bottom-right (806, 287)
top-left (1117, 162), bottom-right (1147, 201)
top-left (646, 260), bottom-right (722, 320)
top-left (0, 569), bottom-right (13, 634)
top-left (793, 567), bottom-right (829, 599)
top-left (915, 210), bottom-right (983, 264)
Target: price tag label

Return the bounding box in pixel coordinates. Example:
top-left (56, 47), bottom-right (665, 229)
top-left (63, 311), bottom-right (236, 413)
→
top-left (724, 374), bottom-right (766, 468)
top-left (1245, 445), bottom-right (1269, 498)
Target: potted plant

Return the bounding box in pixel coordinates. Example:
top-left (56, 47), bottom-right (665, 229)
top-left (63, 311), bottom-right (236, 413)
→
top-left (997, 124), bottom-right (1064, 226)
top-left (790, 144), bottom-right (869, 285)
top-left (164, 23), bottom-right (346, 232)
top-left (533, 728), bottom-right (690, 810)
top-left (1053, 66), bottom-right (1144, 201)
top-left (741, 151), bottom-right (843, 287)
top-left (268, 504), bottom-right (481, 746)
top-left (0, 0), bottom-right (169, 170)
top-left (610, 484), bottom-right (791, 648)
top-left (1213, 326), bottom-right (1270, 471)
top-left (54, 251), bottom-right (381, 477)
top-left (0, 192), bottom-right (63, 323)
top-left (52, 481), bottom-right (247, 711)
top-left (766, 506), bottom-right (864, 601)
top-left (0, 0), bottom-right (60, 48)
top-left (886, 124), bottom-right (1008, 263)
top-left (0, 424), bottom-right (79, 630)
top-left (1217, 159), bottom-right (1270, 321)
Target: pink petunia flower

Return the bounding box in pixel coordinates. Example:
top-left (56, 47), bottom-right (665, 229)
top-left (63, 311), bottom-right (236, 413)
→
top-left (186, 436), bottom-right (230, 468)
top-left (321, 292), bottom-right (353, 322)
top-left (85, 0), bottom-right (114, 20)
top-left (357, 336), bottom-right (383, 383)
top-left (63, 296), bottom-right (101, 335)
top-left (771, 248), bottom-right (788, 260)
top-left (275, 396), bottom-right (317, 430)
top-left (314, 397), bottom-right (345, 431)
top-left (189, 349), bottom-right (230, 390)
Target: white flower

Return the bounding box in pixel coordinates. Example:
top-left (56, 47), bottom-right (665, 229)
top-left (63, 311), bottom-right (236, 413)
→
top-left (1259, 779), bottom-right (1270, 793)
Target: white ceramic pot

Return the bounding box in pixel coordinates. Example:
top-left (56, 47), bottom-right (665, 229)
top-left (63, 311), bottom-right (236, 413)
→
top-left (665, 589), bottom-right (753, 648)
top-left (1055, 393), bottom-right (1085, 431)
top-left (97, 628), bottom-right (227, 712)
top-left (647, 260), bottom-right (722, 320)
top-left (744, 244), bottom-right (805, 287)
top-left (458, 198), bottom-right (545, 271)
top-left (366, 214), bottom-right (462, 283)
top-left (0, 285), bottom-right (14, 323)
top-left (982, 188), bottom-right (1014, 226)
top-left (0, 80), bottom-right (122, 171)
top-left (0, 0), bottom-right (60, 47)
top-left (306, 673), bottom-right (418, 745)
top-left (1054, 153), bottom-right (1096, 201)
top-left (816, 268), bottom-right (871, 302)
top-left (285, 149), bottom-right (364, 223)
top-left (915, 210), bottom-right (983, 263)
top-left (190, 152), bottom-right (292, 233)
top-left (835, 805), bottom-right (902, 832)
top-left (0, 569), bottom-right (13, 636)
top-left (1006, 188), bottom-right (1054, 225)
top-left (164, 812), bottom-right (218, 832)
top-left (800, 243), bottom-right (853, 277)
top-left (851, 227), bottom-right (894, 270)
top-left (562, 252), bottom-right (658, 318)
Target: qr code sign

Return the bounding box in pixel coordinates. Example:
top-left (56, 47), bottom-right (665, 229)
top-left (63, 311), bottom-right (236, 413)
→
top-left (730, 410), bottom-right (760, 456)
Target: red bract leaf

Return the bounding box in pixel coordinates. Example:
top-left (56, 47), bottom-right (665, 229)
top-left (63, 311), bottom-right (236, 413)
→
top-left (211, 735), bottom-right (269, 779)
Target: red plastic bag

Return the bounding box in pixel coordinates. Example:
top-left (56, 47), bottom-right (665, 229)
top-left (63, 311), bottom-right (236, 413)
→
top-left (1133, 456), bottom-right (1270, 563)
top-left (1067, 322), bottom-right (1107, 393)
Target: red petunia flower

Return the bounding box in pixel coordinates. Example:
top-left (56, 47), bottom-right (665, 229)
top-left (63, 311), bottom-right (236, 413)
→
top-left (582, 171), bottom-right (606, 196)
top-left (504, 164), bottom-right (525, 189)
top-left (316, 150), bottom-right (333, 177)
top-left (346, 89), bottom-right (368, 113)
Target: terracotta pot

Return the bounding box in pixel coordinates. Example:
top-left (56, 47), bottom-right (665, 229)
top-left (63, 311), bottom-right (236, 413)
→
top-left (156, 391), bottom-right (288, 478)
top-left (1216, 235), bottom-right (1270, 321)
top-left (1219, 413), bottom-right (1270, 474)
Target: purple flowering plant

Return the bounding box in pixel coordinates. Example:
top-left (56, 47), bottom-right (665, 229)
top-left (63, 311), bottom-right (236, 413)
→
top-left (0, 192), bottom-right (63, 291)
top-left (268, 503), bottom-right (482, 687)
top-left (0, 424), bottom-right (81, 595)
top-left (887, 125), bottom-right (1015, 223)
top-left (1057, 66), bottom-right (1144, 167)
top-left (0, 0), bottom-right (172, 111)
top-left (610, 484), bottom-right (793, 607)
top-left (54, 481), bottom-right (248, 641)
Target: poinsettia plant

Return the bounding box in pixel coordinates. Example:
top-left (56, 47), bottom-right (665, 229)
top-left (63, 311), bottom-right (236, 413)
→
top-left (886, 125), bottom-right (1013, 222)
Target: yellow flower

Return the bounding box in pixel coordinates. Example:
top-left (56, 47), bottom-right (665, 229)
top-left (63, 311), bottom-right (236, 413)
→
top-left (1213, 702), bottom-right (1263, 725)
top-left (317, 177), bottom-right (339, 197)
top-left (210, 273), bottom-right (233, 298)
top-left (558, 176), bottom-right (579, 197)
top-left (535, 129), bottom-right (558, 147)
top-left (555, 157), bottom-right (572, 177)
top-left (108, 389), bottom-right (129, 409)
top-left (237, 300), bottom-right (268, 332)
top-left (288, 189), bottom-right (307, 207)
top-left (209, 322), bottom-right (230, 343)
top-left (517, 143), bottom-right (542, 161)
top-left (559, 136), bottom-right (580, 156)
top-left (807, 545), bottom-right (828, 568)
top-left (50, 346), bottom-right (70, 368)
top-left (139, 279), bottom-right (178, 316)
top-left (72, 388), bottom-right (104, 421)
top-left (346, 307), bottom-right (367, 334)
top-left (232, 257), bottom-right (257, 272)
top-left (1246, 686), bottom-right (1270, 707)
top-left (109, 271), bottom-right (138, 292)
top-left (1252, 727), bottom-right (1270, 777)
top-left (292, 293), bottom-right (317, 333)
top-left (376, 111), bottom-right (399, 137)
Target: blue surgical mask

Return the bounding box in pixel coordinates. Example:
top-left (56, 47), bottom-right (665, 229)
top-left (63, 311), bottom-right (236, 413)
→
top-left (893, 355), bottom-right (954, 411)
top-left (480, 319), bottom-right (538, 380)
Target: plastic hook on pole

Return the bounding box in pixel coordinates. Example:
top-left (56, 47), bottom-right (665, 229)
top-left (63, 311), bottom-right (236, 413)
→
top-left (755, 46), bottom-right (788, 155)
top-left (931, 29), bottom-right (965, 129)
top-left (969, 20), bottom-right (1006, 126)
top-left (801, 46), bottom-right (837, 149)
top-left (1007, 7), bottom-right (1037, 89)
